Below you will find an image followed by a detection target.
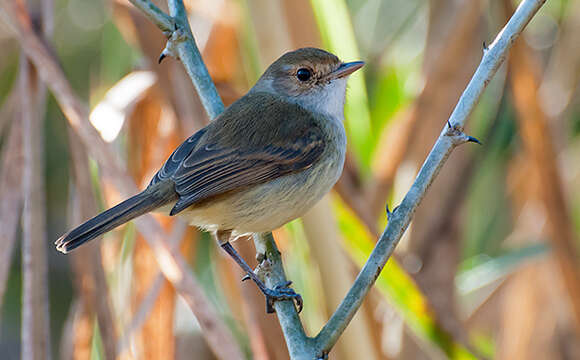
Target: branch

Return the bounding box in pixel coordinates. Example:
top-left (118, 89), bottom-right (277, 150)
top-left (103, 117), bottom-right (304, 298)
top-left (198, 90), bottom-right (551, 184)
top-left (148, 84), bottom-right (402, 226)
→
top-left (313, 0), bottom-right (547, 355)
top-left (128, 0), bottom-right (225, 119)
top-left (128, 0), bottom-right (173, 33)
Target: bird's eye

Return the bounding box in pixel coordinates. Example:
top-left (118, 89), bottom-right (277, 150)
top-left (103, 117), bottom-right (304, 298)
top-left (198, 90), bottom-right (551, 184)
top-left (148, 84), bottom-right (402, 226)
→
top-left (296, 68), bottom-right (312, 82)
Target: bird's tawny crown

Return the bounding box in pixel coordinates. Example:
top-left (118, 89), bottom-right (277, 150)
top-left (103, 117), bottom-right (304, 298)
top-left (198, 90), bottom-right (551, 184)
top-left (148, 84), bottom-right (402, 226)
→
top-left (256, 48), bottom-right (364, 97)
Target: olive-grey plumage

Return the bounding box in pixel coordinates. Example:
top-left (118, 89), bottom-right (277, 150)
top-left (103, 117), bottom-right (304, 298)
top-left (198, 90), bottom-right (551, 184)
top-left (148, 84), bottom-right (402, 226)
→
top-left (55, 47), bottom-right (364, 258)
top-left (153, 92), bottom-right (326, 216)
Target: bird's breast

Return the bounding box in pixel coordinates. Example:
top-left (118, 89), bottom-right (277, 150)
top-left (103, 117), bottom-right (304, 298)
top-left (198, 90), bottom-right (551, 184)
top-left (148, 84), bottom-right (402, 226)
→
top-left (178, 119), bottom-right (346, 235)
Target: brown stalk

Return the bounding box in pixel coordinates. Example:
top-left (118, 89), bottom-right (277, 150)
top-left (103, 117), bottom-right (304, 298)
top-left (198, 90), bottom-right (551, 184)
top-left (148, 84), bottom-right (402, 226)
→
top-left (0, 114), bottom-right (23, 312)
top-left (19, 52), bottom-right (51, 360)
top-left (497, 154), bottom-right (559, 359)
top-left (127, 87), bottom-right (178, 359)
top-left (2, 2), bottom-right (243, 359)
top-left (67, 130), bottom-right (118, 359)
top-left (391, 1), bottom-right (487, 356)
top-left (505, 0), bottom-right (580, 334)
top-left (365, 0), bottom-right (485, 216)
top-left (539, 0), bottom-right (580, 120)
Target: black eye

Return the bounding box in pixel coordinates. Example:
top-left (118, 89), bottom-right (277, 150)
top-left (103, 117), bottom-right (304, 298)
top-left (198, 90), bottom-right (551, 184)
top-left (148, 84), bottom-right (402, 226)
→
top-left (296, 68), bottom-right (312, 82)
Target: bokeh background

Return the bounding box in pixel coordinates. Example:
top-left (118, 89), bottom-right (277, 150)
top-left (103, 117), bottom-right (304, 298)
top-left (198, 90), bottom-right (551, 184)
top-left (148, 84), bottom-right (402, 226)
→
top-left (1, 0), bottom-right (580, 359)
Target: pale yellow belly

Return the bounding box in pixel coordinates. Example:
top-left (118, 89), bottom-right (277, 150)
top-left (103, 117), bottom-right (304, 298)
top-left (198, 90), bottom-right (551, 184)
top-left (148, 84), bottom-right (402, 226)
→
top-left (172, 157), bottom-right (342, 236)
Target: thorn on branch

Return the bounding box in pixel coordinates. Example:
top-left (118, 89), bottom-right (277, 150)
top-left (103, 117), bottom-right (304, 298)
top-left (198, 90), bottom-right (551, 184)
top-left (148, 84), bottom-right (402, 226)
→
top-left (158, 26), bottom-right (187, 64)
top-left (445, 123), bottom-right (482, 146)
top-left (466, 135), bottom-right (482, 145)
top-left (386, 204), bottom-right (399, 221)
top-left (483, 41), bottom-right (489, 53)
top-left (158, 53), bottom-right (167, 64)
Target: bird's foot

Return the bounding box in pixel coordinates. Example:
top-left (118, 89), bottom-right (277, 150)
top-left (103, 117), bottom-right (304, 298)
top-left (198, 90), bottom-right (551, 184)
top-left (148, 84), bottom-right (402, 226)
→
top-left (263, 281), bottom-right (303, 314)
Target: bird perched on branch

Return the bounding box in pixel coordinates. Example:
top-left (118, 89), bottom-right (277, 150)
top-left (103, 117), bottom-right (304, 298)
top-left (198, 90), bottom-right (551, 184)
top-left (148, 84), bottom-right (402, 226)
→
top-left (56, 47), bottom-right (364, 312)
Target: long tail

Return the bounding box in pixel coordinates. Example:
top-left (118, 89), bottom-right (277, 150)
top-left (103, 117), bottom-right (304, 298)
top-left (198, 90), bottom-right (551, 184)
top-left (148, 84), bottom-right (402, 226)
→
top-left (55, 184), bottom-right (176, 253)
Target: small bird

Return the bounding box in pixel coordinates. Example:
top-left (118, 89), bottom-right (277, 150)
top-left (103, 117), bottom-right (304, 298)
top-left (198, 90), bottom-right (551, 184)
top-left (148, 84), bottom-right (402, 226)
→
top-left (56, 48), bottom-right (363, 312)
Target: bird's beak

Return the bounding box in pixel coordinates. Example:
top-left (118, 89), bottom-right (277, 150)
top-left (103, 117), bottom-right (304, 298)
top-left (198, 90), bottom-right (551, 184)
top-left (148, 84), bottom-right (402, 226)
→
top-left (328, 61), bottom-right (365, 80)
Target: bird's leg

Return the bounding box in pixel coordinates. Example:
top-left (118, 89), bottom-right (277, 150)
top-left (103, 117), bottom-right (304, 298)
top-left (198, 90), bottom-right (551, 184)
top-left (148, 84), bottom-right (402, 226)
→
top-left (219, 236), bottom-right (303, 314)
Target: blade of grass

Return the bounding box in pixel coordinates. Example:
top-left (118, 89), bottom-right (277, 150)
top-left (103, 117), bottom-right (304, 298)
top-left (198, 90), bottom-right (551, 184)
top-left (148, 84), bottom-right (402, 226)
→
top-left (309, 0), bottom-right (373, 167)
top-left (332, 195), bottom-right (477, 359)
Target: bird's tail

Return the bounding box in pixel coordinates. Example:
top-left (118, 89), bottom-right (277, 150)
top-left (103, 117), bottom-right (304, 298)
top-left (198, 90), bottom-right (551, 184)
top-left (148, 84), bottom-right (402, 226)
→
top-left (55, 184), bottom-right (176, 253)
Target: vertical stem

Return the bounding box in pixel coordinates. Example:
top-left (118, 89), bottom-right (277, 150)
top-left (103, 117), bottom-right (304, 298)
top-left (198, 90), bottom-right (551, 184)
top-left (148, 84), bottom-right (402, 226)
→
top-left (20, 55), bottom-right (51, 360)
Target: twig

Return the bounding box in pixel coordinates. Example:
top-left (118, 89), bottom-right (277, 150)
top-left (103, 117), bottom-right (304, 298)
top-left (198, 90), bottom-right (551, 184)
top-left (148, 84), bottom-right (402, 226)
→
top-left (0, 3), bottom-right (244, 360)
top-left (128, 0), bottom-right (224, 119)
top-left (129, 0), bottom-right (173, 33)
top-left (314, 0), bottom-right (547, 356)
top-left (252, 233), bottom-right (312, 359)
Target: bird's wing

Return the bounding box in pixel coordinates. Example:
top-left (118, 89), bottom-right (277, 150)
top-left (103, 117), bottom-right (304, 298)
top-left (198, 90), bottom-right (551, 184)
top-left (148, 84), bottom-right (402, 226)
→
top-left (148, 92), bottom-right (326, 215)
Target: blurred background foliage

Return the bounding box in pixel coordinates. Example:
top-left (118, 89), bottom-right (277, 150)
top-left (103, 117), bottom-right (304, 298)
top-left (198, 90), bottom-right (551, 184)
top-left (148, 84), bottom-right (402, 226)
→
top-left (1, 0), bottom-right (580, 359)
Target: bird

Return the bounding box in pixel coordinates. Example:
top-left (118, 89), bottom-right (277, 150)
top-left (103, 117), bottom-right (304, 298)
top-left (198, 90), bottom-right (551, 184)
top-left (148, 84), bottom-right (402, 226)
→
top-left (56, 47), bottom-right (364, 312)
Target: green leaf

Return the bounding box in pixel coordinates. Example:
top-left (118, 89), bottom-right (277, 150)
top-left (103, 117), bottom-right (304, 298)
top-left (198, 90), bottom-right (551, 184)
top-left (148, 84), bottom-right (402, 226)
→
top-left (456, 243), bottom-right (549, 319)
top-left (332, 195), bottom-right (477, 359)
top-left (310, 0), bottom-right (373, 168)
top-left (90, 319), bottom-right (105, 360)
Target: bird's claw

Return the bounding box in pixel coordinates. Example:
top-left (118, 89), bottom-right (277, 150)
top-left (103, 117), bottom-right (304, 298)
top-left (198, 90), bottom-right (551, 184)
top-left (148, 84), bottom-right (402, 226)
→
top-left (264, 281), bottom-right (303, 314)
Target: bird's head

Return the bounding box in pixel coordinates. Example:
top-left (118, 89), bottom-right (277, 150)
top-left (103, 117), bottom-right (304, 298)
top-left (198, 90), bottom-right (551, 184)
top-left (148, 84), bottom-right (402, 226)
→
top-left (252, 48), bottom-right (364, 120)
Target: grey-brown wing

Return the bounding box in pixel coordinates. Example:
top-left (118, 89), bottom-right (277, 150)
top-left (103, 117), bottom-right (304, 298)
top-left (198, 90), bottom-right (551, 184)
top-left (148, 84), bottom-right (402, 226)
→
top-left (168, 127), bottom-right (324, 215)
top-left (148, 128), bottom-right (208, 187)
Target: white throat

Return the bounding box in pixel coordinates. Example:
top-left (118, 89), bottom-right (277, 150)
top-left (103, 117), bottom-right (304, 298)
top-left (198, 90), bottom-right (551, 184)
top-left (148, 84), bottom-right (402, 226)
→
top-left (251, 78), bottom-right (348, 123)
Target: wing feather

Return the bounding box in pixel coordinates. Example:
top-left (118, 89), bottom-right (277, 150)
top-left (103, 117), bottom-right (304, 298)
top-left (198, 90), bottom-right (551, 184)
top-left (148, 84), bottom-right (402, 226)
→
top-left (146, 92), bottom-right (327, 216)
top-left (169, 129), bottom-right (324, 215)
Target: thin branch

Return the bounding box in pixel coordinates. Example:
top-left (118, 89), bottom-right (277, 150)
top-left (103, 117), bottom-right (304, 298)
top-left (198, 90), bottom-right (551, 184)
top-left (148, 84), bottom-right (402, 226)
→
top-left (128, 0), bottom-right (173, 33)
top-left (127, 0), bottom-right (225, 119)
top-left (0, 3), bottom-right (243, 360)
top-left (252, 233), bottom-right (312, 359)
top-left (314, 0), bottom-right (547, 355)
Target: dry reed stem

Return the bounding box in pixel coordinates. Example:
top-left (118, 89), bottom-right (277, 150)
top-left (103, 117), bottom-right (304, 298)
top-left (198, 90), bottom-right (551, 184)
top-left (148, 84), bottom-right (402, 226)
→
top-left (0, 115), bottom-right (23, 313)
top-left (20, 54), bottom-right (51, 360)
top-left (68, 130), bottom-right (118, 359)
top-left (1, 2), bottom-right (243, 359)
top-left (505, 0), bottom-right (580, 334)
